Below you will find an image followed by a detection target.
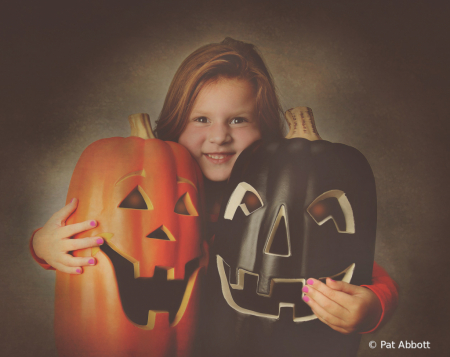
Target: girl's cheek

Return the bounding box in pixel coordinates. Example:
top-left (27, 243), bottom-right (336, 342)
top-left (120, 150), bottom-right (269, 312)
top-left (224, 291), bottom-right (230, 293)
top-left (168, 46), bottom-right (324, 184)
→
top-left (189, 136), bottom-right (204, 157)
top-left (235, 128), bottom-right (262, 151)
top-left (178, 128), bottom-right (204, 157)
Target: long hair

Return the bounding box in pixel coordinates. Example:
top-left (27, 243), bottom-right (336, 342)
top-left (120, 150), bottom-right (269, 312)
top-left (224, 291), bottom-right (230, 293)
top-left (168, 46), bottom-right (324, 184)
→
top-left (155, 38), bottom-right (285, 142)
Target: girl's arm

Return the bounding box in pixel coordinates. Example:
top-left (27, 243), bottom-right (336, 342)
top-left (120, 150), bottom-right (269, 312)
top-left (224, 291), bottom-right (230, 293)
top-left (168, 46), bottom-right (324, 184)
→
top-left (31, 198), bottom-right (104, 274)
top-left (301, 262), bottom-right (398, 334)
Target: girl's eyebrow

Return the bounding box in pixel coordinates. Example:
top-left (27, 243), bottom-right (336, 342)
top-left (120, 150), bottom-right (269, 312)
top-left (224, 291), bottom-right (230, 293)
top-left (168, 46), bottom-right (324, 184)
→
top-left (190, 110), bottom-right (254, 117)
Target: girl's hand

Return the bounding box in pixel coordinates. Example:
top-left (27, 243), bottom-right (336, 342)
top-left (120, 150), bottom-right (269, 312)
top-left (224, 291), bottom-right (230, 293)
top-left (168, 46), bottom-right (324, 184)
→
top-left (302, 278), bottom-right (382, 334)
top-left (32, 198), bottom-right (104, 274)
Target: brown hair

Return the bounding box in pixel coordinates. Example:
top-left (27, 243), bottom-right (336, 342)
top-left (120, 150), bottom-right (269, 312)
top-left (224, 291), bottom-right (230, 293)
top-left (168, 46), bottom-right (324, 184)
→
top-left (155, 38), bottom-right (285, 142)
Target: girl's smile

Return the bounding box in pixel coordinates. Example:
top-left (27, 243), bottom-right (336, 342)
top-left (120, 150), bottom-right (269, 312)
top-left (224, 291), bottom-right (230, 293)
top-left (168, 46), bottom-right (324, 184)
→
top-left (204, 152), bottom-right (234, 164)
top-left (178, 78), bottom-right (262, 181)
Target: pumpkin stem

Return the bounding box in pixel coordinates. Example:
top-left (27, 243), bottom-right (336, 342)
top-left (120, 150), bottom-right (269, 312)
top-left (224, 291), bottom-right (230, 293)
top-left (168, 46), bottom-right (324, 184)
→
top-left (284, 107), bottom-right (322, 141)
top-left (128, 113), bottom-right (156, 139)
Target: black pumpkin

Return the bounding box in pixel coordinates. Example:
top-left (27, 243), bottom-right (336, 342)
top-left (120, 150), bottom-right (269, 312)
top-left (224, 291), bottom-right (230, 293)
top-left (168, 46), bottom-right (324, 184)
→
top-left (201, 108), bottom-right (377, 357)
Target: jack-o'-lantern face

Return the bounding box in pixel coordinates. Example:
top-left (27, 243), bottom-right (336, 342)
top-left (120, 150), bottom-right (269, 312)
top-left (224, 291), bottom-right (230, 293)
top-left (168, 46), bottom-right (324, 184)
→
top-left (96, 157), bottom-right (202, 328)
top-left (214, 137), bottom-right (377, 322)
top-left (55, 114), bottom-right (206, 357)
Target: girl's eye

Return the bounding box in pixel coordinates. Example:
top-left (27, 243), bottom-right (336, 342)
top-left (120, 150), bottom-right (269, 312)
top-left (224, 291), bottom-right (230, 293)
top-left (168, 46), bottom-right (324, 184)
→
top-left (230, 117), bottom-right (247, 124)
top-left (194, 117), bottom-right (209, 123)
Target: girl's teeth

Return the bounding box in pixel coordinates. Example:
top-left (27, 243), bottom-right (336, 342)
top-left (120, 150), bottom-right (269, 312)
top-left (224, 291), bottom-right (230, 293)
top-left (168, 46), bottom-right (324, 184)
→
top-left (208, 154), bottom-right (225, 159)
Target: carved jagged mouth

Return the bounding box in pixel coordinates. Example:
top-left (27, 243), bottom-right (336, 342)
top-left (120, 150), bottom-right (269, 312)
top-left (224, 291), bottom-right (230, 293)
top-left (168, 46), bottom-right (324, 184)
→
top-left (100, 243), bottom-right (200, 329)
top-left (217, 255), bottom-right (355, 322)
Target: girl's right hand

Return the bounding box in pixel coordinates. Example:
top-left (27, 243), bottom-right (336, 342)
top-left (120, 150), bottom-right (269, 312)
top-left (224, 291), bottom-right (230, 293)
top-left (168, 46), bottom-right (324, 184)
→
top-left (32, 198), bottom-right (104, 274)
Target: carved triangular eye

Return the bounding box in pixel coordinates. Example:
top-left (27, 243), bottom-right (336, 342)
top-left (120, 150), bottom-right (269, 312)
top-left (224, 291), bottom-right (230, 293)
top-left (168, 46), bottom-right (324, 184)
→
top-left (309, 198), bottom-right (345, 228)
top-left (224, 182), bottom-right (264, 220)
top-left (174, 192), bottom-right (198, 216)
top-left (119, 186), bottom-right (153, 210)
top-left (307, 190), bottom-right (354, 234)
top-left (242, 191), bottom-right (262, 213)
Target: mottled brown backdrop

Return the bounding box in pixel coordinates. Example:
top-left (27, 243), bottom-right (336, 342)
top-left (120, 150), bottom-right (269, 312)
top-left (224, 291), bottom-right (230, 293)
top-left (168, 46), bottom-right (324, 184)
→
top-left (1, 0), bottom-right (449, 356)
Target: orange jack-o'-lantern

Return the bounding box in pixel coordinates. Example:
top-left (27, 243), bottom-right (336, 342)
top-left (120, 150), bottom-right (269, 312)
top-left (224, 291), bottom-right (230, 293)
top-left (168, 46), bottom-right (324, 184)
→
top-left (55, 114), bottom-right (206, 357)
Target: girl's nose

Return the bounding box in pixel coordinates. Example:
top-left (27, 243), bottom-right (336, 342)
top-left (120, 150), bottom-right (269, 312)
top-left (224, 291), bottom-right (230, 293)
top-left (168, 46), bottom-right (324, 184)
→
top-left (208, 122), bottom-right (231, 145)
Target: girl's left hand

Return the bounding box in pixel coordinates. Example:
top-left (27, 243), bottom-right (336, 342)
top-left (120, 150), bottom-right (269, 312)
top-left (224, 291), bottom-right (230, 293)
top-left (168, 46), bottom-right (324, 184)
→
top-left (302, 278), bottom-right (382, 334)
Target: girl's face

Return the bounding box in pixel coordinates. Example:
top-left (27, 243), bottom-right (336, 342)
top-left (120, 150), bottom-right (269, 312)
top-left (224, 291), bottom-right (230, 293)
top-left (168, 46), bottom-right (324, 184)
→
top-left (179, 78), bottom-right (262, 182)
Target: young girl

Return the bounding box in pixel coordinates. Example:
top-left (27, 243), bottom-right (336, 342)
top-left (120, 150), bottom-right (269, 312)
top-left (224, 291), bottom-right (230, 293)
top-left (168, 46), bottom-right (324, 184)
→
top-left (31, 37), bottom-right (397, 339)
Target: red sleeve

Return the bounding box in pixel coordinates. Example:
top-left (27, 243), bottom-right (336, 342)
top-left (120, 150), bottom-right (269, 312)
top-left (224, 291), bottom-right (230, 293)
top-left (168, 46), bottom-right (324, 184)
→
top-left (359, 261), bottom-right (398, 333)
top-left (29, 228), bottom-right (56, 270)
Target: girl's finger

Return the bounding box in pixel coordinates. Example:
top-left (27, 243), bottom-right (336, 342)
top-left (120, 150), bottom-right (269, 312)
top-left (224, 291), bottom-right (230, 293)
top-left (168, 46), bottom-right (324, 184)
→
top-left (303, 284), bottom-right (347, 318)
top-left (325, 278), bottom-right (361, 296)
top-left (62, 236), bottom-right (104, 252)
top-left (59, 254), bottom-right (97, 267)
top-left (53, 262), bottom-right (84, 275)
top-left (303, 294), bottom-right (345, 328)
top-left (58, 219), bottom-right (97, 238)
top-left (311, 307), bottom-right (351, 334)
top-left (306, 278), bottom-right (353, 308)
top-left (50, 198), bottom-right (78, 226)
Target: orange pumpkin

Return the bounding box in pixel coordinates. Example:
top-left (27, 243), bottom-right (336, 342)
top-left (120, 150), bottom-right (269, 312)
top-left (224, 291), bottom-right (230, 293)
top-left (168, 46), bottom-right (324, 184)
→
top-left (55, 114), bottom-right (207, 357)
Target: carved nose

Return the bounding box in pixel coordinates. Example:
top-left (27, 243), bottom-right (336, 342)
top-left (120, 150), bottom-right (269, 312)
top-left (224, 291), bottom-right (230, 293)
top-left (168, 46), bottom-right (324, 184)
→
top-left (147, 226), bottom-right (172, 241)
top-left (264, 206), bottom-right (290, 257)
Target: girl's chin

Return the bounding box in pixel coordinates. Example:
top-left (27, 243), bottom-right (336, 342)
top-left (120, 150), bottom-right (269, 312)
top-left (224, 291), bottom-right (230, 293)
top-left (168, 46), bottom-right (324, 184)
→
top-left (198, 161), bottom-right (233, 182)
top-left (202, 169), bottom-right (232, 182)
top-left (203, 173), bottom-right (230, 182)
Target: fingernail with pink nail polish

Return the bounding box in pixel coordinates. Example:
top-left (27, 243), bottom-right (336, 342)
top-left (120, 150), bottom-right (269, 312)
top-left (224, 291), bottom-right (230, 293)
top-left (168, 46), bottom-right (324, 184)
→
top-left (88, 259), bottom-right (95, 265)
top-left (90, 220), bottom-right (96, 227)
top-left (96, 238), bottom-right (104, 245)
top-left (307, 279), bottom-right (314, 285)
top-left (70, 198), bottom-right (75, 203)
top-left (302, 286), bottom-right (309, 293)
top-left (76, 269), bottom-right (81, 274)
top-left (303, 296), bottom-right (310, 302)
top-left (329, 278), bottom-right (335, 282)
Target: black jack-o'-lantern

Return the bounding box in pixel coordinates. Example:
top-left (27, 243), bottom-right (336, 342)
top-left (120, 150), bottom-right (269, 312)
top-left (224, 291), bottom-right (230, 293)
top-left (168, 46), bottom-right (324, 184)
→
top-left (201, 108), bottom-right (377, 357)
